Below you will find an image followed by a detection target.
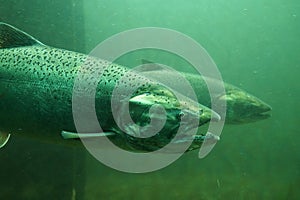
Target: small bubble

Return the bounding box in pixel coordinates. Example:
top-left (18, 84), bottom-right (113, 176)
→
top-left (242, 8), bottom-right (248, 15)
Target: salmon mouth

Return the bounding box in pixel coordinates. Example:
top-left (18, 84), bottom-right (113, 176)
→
top-left (254, 110), bottom-right (271, 119)
top-left (254, 104), bottom-right (272, 119)
top-left (242, 106), bottom-right (272, 123)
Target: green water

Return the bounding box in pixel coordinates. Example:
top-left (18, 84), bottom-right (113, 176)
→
top-left (0, 0), bottom-right (299, 199)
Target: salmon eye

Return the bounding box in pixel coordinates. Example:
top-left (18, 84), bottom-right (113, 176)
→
top-left (178, 112), bottom-right (185, 118)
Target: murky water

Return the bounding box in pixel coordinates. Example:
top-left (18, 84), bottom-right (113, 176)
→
top-left (0, 0), bottom-right (299, 199)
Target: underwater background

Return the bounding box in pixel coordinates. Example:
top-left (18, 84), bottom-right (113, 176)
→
top-left (0, 0), bottom-right (299, 199)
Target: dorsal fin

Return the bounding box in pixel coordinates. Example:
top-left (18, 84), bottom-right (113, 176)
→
top-left (0, 22), bottom-right (44, 49)
top-left (139, 59), bottom-right (165, 72)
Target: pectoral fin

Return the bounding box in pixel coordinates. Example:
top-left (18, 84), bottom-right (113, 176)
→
top-left (0, 131), bottom-right (10, 148)
top-left (61, 131), bottom-right (115, 139)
